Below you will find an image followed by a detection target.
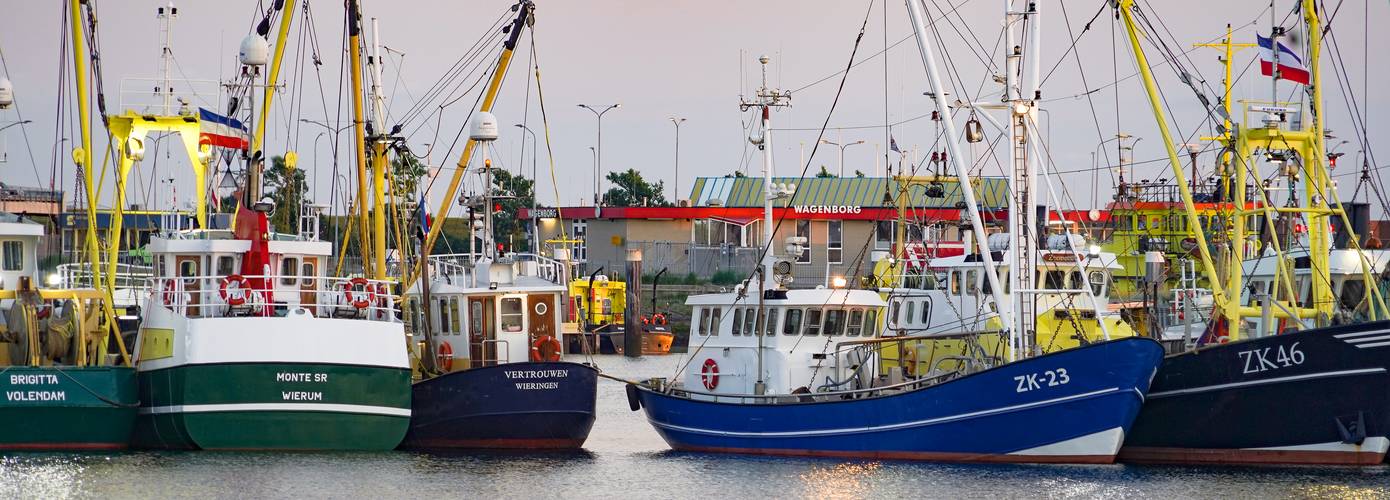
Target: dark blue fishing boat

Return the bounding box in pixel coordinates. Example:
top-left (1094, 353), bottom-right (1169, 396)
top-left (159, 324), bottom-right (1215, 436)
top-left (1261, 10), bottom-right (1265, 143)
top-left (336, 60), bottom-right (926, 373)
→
top-left (404, 361), bottom-right (596, 449)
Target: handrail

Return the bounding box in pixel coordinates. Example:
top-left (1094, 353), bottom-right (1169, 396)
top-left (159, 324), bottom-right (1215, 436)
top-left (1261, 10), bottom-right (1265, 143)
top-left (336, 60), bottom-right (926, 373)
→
top-left (659, 367), bottom-right (960, 404)
top-left (146, 274), bottom-right (400, 321)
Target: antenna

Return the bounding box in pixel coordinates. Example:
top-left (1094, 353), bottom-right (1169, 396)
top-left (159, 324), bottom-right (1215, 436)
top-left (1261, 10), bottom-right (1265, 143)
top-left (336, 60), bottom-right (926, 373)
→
top-left (156, 2), bottom-right (179, 115)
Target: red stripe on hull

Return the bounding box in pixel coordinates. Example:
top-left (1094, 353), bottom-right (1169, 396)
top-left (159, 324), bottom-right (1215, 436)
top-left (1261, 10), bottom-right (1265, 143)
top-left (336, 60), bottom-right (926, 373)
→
top-left (1118, 446), bottom-right (1385, 466)
top-left (671, 444), bottom-right (1116, 464)
top-left (402, 438), bottom-right (585, 450)
top-left (0, 442), bottom-right (127, 451)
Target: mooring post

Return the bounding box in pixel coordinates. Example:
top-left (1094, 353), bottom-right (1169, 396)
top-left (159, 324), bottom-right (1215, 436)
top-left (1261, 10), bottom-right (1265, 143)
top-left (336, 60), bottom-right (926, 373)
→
top-left (624, 249), bottom-right (643, 357)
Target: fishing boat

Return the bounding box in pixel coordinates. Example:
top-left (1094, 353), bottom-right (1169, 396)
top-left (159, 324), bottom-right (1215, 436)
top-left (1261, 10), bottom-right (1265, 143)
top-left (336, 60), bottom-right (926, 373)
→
top-left (129, 4), bottom-right (410, 450)
top-left (1112, 0), bottom-right (1390, 464)
top-left (629, 23), bottom-right (1164, 462)
top-left (0, 1), bottom-right (138, 451)
top-left (397, 2), bottom-right (598, 450)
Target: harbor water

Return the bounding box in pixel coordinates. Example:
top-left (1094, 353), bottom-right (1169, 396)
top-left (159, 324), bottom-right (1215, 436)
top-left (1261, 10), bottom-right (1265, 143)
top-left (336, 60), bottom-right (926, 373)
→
top-left (2, 354), bottom-right (1388, 499)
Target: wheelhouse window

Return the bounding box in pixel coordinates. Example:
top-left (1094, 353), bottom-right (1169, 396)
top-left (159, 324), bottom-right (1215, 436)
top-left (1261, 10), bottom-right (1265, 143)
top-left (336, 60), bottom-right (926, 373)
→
top-left (823, 309), bottom-right (845, 336)
top-left (1, 241), bottom-right (21, 271)
top-left (694, 307), bottom-right (706, 336)
top-left (890, 299), bottom-right (901, 326)
top-left (1043, 271), bottom-right (1066, 290)
top-left (302, 261), bottom-right (316, 287)
top-left (438, 298), bottom-right (451, 334)
top-left (708, 307), bottom-right (722, 336)
top-left (500, 297), bottom-right (524, 332)
top-left (217, 256), bottom-right (237, 276)
top-left (762, 308), bottom-right (779, 336)
top-left (280, 257), bottom-right (299, 285)
top-left (783, 308), bottom-right (802, 335)
top-left (450, 297), bottom-right (462, 334)
top-left (731, 308), bottom-right (744, 336)
top-left (179, 259), bottom-right (197, 278)
top-left (905, 301), bottom-right (915, 324)
top-left (865, 309), bottom-right (879, 336)
top-left (919, 299), bottom-right (930, 325)
top-left (805, 309), bottom-right (822, 336)
top-left (742, 307), bottom-right (757, 337)
top-left (1088, 271), bottom-right (1106, 296)
top-left (846, 309), bottom-right (864, 336)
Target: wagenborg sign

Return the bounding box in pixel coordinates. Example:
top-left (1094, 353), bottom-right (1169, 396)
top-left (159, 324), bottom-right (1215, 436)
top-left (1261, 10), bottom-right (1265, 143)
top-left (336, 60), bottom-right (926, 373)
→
top-left (532, 208), bottom-right (560, 218)
top-left (792, 205), bottom-right (862, 214)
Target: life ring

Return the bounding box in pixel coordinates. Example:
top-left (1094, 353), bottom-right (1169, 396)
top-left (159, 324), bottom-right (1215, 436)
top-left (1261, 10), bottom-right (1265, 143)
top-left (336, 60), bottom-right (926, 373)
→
top-left (219, 274), bottom-right (250, 306)
top-left (161, 280), bottom-right (178, 307)
top-left (700, 358), bottom-right (719, 390)
top-left (342, 277), bottom-right (374, 309)
top-left (652, 313), bottom-right (668, 326)
top-left (374, 282), bottom-right (391, 319)
top-left (530, 335), bottom-right (563, 362)
top-left (436, 341), bottom-right (454, 371)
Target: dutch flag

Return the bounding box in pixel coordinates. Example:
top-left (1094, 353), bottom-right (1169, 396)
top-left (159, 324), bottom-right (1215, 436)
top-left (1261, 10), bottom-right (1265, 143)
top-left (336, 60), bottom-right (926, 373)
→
top-left (1257, 34), bottom-right (1310, 85)
top-left (198, 108), bottom-right (250, 150)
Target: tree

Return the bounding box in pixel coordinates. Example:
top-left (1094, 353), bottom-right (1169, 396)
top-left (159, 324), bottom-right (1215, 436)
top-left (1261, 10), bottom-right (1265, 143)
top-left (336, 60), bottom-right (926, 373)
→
top-left (488, 169), bottom-right (536, 252)
top-left (854, 170), bottom-right (866, 178)
top-left (390, 153), bottom-right (428, 202)
top-left (263, 155), bottom-right (309, 234)
top-left (602, 168), bottom-right (672, 207)
top-left (816, 166), bottom-right (835, 178)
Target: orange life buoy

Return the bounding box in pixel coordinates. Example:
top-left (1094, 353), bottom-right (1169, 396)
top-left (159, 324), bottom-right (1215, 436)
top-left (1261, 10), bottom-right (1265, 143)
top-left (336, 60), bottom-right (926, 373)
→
top-left (701, 358), bottom-right (719, 390)
top-left (652, 313), bottom-right (668, 326)
top-left (342, 277), bottom-right (374, 309)
top-left (530, 335), bottom-right (562, 362)
top-left (436, 341), bottom-right (454, 371)
top-left (219, 274), bottom-right (250, 306)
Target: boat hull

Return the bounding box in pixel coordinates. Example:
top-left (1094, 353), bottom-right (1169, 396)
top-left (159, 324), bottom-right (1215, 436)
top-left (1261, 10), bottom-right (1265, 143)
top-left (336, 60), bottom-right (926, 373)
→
top-left (1120, 321), bottom-right (1390, 465)
top-left (133, 362), bottom-right (411, 450)
top-left (400, 362), bottom-right (598, 450)
top-left (0, 366), bottom-right (137, 450)
top-left (636, 338), bottom-right (1163, 463)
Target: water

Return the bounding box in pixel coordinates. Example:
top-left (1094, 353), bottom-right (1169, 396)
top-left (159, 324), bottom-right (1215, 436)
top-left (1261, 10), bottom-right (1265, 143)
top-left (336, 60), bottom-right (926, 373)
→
top-left (3, 354), bottom-right (1388, 499)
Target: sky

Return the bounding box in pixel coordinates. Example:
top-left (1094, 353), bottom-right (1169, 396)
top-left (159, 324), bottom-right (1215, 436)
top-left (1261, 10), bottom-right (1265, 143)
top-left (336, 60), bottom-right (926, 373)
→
top-left (0, 0), bottom-right (1385, 218)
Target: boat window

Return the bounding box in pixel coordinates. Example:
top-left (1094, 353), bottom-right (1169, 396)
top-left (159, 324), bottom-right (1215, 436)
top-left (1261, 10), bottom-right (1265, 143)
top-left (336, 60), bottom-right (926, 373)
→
top-left (0, 241), bottom-right (21, 271)
top-left (846, 309), bottom-right (864, 336)
top-left (1088, 271), bottom-right (1106, 296)
top-left (890, 299), bottom-right (901, 325)
top-left (1043, 271), bottom-right (1066, 290)
top-left (905, 301), bottom-right (915, 324)
top-left (1068, 271), bottom-right (1083, 290)
top-left (709, 307), bottom-right (721, 336)
top-left (450, 297), bottom-right (462, 335)
top-left (823, 309), bottom-right (845, 336)
top-left (438, 298), bottom-right (451, 334)
top-left (694, 308), bottom-right (707, 336)
top-left (920, 299), bottom-right (930, 325)
top-left (217, 256), bottom-right (237, 276)
top-left (280, 257), bottom-right (299, 285)
top-left (742, 307), bottom-right (757, 337)
top-left (965, 270), bottom-right (979, 296)
top-left (949, 272), bottom-right (961, 294)
top-left (500, 298), bottom-right (524, 332)
top-left (783, 308), bottom-right (802, 335)
top-left (763, 308), bottom-right (779, 336)
top-left (805, 309), bottom-right (822, 336)
top-left (731, 308), bottom-right (744, 335)
top-left (866, 309), bottom-right (879, 336)
top-left (302, 261), bottom-right (316, 287)
top-left (469, 299), bottom-right (482, 337)
top-left (1341, 278), bottom-right (1367, 312)
top-left (179, 259), bottom-right (197, 278)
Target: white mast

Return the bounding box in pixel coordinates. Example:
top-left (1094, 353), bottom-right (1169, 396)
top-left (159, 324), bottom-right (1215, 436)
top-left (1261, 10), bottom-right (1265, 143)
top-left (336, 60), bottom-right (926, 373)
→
top-left (742, 55), bottom-right (789, 284)
top-left (157, 2), bottom-right (178, 115)
top-left (903, 0), bottom-right (1014, 358)
top-left (1006, 0), bottom-right (1038, 357)
top-left (370, 17), bottom-right (387, 132)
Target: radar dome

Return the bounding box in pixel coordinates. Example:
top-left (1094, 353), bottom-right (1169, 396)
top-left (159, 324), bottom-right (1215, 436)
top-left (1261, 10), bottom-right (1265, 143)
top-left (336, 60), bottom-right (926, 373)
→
top-left (0, 78), bottom-right (13, 109)
top-left (470, 112), bottom-right (499, 141)
top-left (239, 35), bottom-right (269, 66)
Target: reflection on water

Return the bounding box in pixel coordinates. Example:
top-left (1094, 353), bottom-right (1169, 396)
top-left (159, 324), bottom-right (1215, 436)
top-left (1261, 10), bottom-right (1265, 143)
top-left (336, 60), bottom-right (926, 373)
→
top-left (0, 355), bottom-right (1386, 498)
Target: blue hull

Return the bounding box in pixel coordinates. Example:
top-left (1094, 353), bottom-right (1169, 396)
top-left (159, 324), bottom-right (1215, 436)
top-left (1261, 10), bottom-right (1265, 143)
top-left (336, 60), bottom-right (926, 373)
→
top-left (635, 338), bottom-right (1163, 463)
top-left (400, 362), bottom-right (598, 450)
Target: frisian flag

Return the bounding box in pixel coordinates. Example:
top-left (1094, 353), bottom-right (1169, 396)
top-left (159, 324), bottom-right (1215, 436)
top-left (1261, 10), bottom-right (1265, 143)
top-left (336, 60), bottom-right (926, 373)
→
top-left (198, 107), bottom-right (249, 150)
top-left (1257, 34), bottom-right (1309, 85)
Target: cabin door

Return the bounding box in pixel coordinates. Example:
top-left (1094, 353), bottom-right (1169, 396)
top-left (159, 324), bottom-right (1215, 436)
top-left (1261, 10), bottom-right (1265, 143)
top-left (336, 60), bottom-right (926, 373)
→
top-left (298, 257), bottom-right (318, 315)
top-left (528, 293), bottom-right (556, 341)
top-left (175, 255), bottom-right (201, 316)
top-left (468, 297), bottom-right (495, 368)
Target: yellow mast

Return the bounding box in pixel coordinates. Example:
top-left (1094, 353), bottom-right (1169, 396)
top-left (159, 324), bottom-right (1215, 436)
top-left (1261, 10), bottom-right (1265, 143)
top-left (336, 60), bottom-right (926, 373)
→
top-left (347, 0), bottom-right (372, 277)
top-left (408, 1), bottom-right (534, 290)
top-left (368, 18), bottom-right (388, 280)
top-left (251, 1), bottom-right (296, 156)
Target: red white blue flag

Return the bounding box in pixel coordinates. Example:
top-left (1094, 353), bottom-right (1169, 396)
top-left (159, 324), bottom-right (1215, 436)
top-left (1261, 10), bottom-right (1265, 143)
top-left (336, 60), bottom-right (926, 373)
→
top-left (198, 108), bottom-right (249, 150)
top-left (1257, 35), bottom-right (1309, 85)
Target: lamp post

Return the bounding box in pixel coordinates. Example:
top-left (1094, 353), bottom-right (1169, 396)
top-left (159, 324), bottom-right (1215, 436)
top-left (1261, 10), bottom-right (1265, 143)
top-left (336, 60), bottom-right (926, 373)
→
top-left (515, 123), bottom-right (538, 251)
top-left (819, 138), bottom-right (866, 176)
top-left (577, 103), bottom-right (620, 204)
top-left (589, 146), bottom-right (598, 205)
top-left (670, 117), bottom-right (686, 202)
top-left (299, 118), bottom-right (354, 203)
top-left (0, 120), bottom-right (31, 164)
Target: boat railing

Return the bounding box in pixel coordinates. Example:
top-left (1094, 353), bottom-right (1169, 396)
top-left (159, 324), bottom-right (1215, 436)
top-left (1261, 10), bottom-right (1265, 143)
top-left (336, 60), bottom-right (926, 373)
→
top-left (481, 339), bottom-right (510, 366)
top-left (146, 274), bottom-right (400, 322)
top-left (660, 367), bottom-right (961, 404)
top-left (58, 262), bottom-right (155, 290)
top-left (426, 252), bottom-right (566, 284)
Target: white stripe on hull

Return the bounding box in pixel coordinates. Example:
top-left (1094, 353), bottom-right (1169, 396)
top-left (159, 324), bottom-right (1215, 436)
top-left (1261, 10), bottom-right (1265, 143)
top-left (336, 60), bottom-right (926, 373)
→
top-left (140, 403), bottom-right (410, 417)
top-left (1147, 368), bottom-right (1386, 399)
top-left (1333, 329), bottom-right (1390, 339)
top-left (1248, 436), bottom-right (1390, 454)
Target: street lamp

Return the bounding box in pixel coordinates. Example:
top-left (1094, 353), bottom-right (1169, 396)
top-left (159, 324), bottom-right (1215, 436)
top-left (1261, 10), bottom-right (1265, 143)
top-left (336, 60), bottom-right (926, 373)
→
top-left (515, 123), bottom-right (538, 251)
top-left (819, 138), bottom-right (866, 177)
top-left (670, 117), bottom-right (686, 202)
top-left (589, 146), bottom-right (597, 204)
top-left (577, 103), bottom-right (620, 204)
top-left (299, 118), bottom-right (354, 199)
top-left (0, 120), bottom-right (32, 133)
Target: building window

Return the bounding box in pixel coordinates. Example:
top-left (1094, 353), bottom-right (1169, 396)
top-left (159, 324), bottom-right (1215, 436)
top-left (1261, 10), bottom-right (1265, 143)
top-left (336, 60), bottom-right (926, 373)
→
top-left (1, 241), bottom-right (22, 271)
top-left (796, 220), bottom-right (811, 263)
top-left (572, 222), bottom-right (587, 262)
top-left (827, 220), bottom-right (842, 264)
top-left (500, 297), bottom-right (524, 332)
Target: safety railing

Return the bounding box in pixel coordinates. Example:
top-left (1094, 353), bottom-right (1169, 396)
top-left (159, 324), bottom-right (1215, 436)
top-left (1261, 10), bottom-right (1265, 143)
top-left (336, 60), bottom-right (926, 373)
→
top-left (58, 262), bottom-right (155, 290)
top-left (426, 252), bottom-right (566, 285)
top-left (146, 274), bottom-right (399, 321)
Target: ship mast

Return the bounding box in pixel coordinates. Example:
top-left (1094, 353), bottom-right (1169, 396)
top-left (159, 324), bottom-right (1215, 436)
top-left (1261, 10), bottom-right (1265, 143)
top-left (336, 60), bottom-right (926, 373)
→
top-left (739, 55), bottom-right (788, 396)
top-left (346, 0), bottom-right (373, 276)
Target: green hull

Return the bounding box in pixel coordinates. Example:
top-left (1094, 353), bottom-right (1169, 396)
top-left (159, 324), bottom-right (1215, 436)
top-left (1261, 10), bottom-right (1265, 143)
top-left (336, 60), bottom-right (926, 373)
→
top-left (0, 366), bottom-right (137, 450)
top-left (134, 362), bottom-right (410, 450)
